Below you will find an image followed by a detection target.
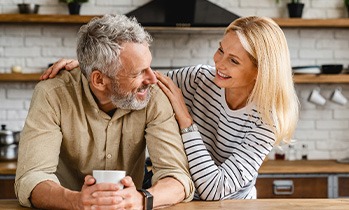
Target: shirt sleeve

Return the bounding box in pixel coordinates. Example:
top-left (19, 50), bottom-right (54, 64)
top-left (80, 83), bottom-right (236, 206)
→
top-left (181, 127), bottom-right (275, 200)
top-left (144, 85), bottom-right (195, 202)
top-left (15, 83), bottom-right (62, 207)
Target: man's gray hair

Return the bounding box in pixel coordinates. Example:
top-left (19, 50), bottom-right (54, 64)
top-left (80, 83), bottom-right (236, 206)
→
top-left (76, 14), bottom-right (153, 80)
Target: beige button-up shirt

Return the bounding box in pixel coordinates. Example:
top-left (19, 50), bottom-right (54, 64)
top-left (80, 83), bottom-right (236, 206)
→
top-left (15, 68), bottom-right (194, 207)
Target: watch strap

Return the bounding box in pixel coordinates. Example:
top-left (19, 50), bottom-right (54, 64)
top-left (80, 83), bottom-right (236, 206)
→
top-left (138, 189), bottom-right (153, 210)
top-left (180, 123), bottom-right (198, 134)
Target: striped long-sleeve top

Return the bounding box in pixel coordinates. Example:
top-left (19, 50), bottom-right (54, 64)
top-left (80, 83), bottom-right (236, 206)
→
top-left (167, 64), bottom-right (276, 200)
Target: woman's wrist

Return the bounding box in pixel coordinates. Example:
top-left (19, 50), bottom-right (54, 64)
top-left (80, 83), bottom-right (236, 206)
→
top-left (178, 118), bottom-right (193, 130)
top-left (180, 123), bottom-right (198, 134)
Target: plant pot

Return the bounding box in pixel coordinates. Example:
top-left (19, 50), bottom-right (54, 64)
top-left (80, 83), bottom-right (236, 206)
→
top-left (17, 3), bottom-right (40, 14)
top-left (68, 2), bottom-right (81, 15)
top-left (287, 3), bottom-right (304, 18)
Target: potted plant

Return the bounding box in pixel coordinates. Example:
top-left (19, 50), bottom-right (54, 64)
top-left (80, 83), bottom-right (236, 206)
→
top-left (276, 0), bottom-right (305, 18)
top-left (59, 0), bottom-right (88, 15)
top-left (345, 0), bottom-right (349, 17)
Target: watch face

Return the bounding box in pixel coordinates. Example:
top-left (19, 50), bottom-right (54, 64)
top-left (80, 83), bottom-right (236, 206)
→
top-left (181, 123), bottom-right (198, 134)
top-left (189, 123), bottom-right (198, 132)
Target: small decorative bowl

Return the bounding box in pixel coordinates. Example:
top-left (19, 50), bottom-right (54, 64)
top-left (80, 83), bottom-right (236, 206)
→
top-left (321, 64), bottom-right (343, 74)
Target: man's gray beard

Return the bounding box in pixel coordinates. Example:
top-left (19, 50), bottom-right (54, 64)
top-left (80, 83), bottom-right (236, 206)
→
top-left (110, 81), bottom-right (151, 110)
top-left (111, 90), bottom-right (150, 110)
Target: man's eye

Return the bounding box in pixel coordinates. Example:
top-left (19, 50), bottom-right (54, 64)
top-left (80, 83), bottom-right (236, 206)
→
top-left (132, 70), bottom-right (146, 78)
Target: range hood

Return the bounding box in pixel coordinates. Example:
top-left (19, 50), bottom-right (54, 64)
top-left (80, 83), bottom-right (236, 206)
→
top-left (125, 0), bottom-right (240, 27)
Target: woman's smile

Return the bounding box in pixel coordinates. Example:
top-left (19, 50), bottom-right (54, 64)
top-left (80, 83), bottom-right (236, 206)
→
top-left (216, 70), bottom-right (231, 79)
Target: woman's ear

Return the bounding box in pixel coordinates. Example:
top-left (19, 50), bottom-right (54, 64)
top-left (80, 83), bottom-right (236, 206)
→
top-left (90, 70), bottom-right (109, 91)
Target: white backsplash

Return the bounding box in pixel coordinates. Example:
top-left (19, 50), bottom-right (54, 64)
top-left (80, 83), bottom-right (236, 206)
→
top-left (1, 0), bottom-right (349, 160)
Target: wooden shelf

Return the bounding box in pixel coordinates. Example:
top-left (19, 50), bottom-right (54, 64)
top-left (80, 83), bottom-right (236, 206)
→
top-left (0, 73), bottom-right (41, 82)
top-left (273, 18), bottom-right (349, 28)
top-left (1, 14), bottom-right (349, 29)
top-left (0, 161), bottom-right (16, 175)
top-left (1, 73), bottom-right (349, 83)
top-left (0, 14), bottom-right (98, 24)
top-left (259, 160), bottom-right (349, 174)
top-left (1, 15), bottom-right (349, 83)
top-left (293, 74), bottom-right (349, 83)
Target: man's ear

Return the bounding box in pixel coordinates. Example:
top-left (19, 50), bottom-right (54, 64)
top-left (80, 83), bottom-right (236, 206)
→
top-left (90, 70), bottom-right (109, 91)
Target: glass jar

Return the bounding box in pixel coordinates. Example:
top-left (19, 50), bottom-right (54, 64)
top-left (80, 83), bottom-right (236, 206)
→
top-left (287, 145), bottom-right (297, 161)
top-left (274, 146), bottom-right (285, 160)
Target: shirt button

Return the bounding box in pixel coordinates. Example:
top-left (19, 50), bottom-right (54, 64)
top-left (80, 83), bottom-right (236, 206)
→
top-left (108, 122), bottom-right (113, 127)
top-left (107, 154), bottom-right (112, 159)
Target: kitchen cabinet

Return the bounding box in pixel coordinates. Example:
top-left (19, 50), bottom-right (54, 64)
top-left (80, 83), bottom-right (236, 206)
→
top-left (1, 160), bottom-right (349, 199)
top-left (338, 175), bottom-right (349, 197)
top-left (256, 160), bottom-right (349, 199)
top-left (0, 176), bottom-right (16, 199)
top-left (0, 161), bottom-right (17, 199)
top-left (256, 175), bottom-right (328, 198)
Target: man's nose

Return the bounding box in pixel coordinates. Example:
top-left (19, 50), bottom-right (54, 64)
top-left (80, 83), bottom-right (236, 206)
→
top-left (144, 68), bottom-right (157, 84)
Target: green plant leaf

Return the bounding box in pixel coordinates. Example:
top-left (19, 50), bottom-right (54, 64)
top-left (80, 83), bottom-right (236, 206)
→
top-left (345, 0), bottom-right (349, 6)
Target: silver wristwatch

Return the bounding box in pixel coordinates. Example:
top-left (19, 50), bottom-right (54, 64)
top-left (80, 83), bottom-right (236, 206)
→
top-left (180, 123), bottom-right (198, 134)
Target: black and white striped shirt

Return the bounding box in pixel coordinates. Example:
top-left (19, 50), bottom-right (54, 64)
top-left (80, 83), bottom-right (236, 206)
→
top-left (167, 65), bottom-right (275, 200)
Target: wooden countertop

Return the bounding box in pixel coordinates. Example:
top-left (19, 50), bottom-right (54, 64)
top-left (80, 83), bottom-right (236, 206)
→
top-left (259, 160), bottom-right (349, 174)
top-left (3, 73), bottom-right (349, 84)
top-left (2, 160), bottom-right (349, 175)
top-left (1, 199), bottom-right (349, 210)
top-left (167, 199), bottom-right (349, 210)
top-left (0, 161), bottom-right (16, 175)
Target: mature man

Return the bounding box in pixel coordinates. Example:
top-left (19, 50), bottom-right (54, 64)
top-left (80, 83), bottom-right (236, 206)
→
top-left (15, 14), bottom-right (194, 210)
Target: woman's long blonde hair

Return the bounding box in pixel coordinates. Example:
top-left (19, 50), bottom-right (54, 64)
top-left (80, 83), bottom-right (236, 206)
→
top-left (225, 16), bottom-right (299, 144)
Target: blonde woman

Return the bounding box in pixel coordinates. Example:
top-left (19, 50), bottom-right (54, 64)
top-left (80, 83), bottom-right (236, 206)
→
top-left (42, 16), bottom-right (299, 200)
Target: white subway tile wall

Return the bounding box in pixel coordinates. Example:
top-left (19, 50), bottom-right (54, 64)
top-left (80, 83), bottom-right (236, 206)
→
top-left (1, 0), bottom-right (349, 159)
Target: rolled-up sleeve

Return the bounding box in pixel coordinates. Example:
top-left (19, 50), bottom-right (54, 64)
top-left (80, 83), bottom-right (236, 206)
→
top-left (15, 84), bottom-right (62, 207)
top-left (145, 85), bottom-right (195, 202)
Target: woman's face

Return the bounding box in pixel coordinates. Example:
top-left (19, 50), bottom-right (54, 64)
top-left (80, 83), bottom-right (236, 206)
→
top-left (213, 31), bottom-right (257, 90)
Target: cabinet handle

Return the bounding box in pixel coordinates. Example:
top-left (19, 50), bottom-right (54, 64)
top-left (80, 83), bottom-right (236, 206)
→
top-left (273, 180), bottom-right (294, 195)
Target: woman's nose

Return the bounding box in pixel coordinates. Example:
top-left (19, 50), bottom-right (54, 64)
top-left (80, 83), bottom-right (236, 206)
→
top-left (215, 59), bottom-right (226, 70)
top-left (214, 53), bottom-right (226, 70)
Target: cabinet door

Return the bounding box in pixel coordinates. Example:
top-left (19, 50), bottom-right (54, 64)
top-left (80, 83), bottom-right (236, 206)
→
top-left (338, 176), bottom-right (349, 197)
top-left (256, 177), bottom-right (328, 198)
top-left (0, 177), bottom-right (16, 199)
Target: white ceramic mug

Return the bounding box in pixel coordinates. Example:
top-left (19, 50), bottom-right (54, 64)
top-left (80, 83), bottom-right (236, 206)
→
top-left (330, 87), bottom-right (348, 105)
top-left (308, 88), bottom-right (326, 106)
top-left (93, 170), bottom-right (126, 189)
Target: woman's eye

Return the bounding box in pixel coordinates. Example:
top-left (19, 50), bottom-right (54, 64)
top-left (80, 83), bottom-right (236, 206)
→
top-left (231, 59), bottom-right (239, 64)
top-left (218, 48), bottom-right (223, 54)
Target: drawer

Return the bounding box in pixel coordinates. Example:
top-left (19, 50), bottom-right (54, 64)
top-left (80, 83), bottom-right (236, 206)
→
top-left (256, 176), bottom-right (328, 198)
top-left (0, 175), bottom-right (16, 199)
top-left (338, 176), bottom-right (349, 197)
